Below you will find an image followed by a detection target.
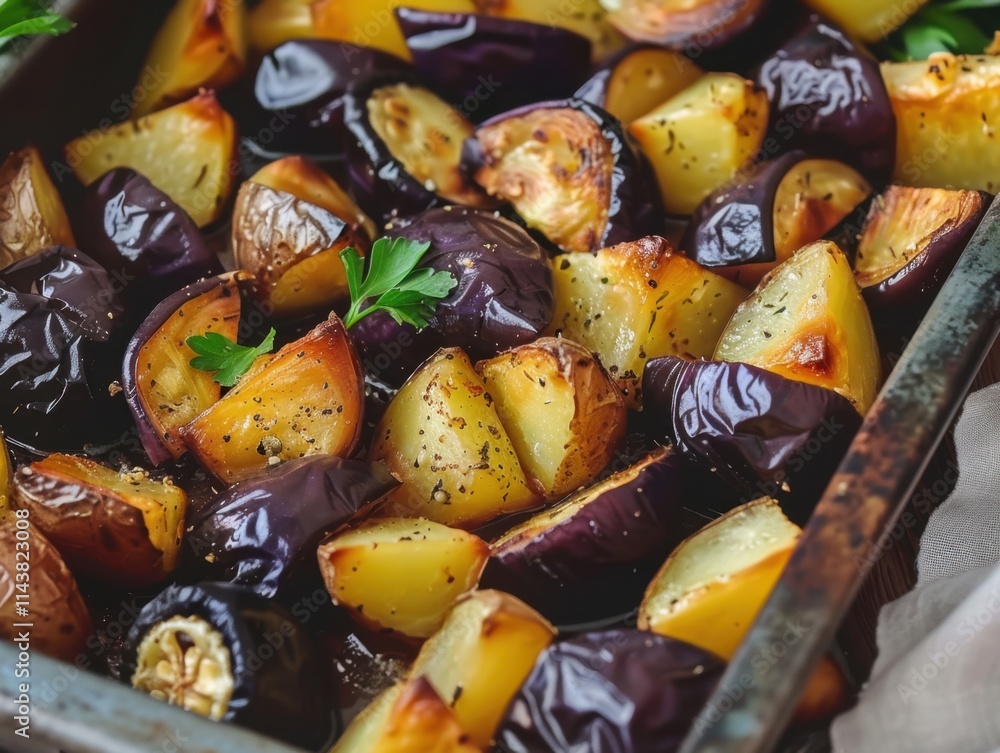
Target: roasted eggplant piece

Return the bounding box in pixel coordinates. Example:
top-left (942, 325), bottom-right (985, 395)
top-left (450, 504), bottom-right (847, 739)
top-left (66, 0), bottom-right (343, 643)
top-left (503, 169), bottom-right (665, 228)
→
top-left (180, 314), bottom-right (364, 484)
top-left (464, 98), bottom-right (660, 253)
top-left (123, 273), bottom-right (247, 465)
top-left (249, 40), bottom-right (409, 155)
top-left (76, 167), bottom-right (223, 309)
top-left (476, 338), bottom-right (626, 499)
top-left (408, 589), bottom-right (556, 747)
top-left (125, 582), bottom-right (332, 749)
top-left (753, 14), bottom-right (897, 185)
top-left (65, 92), bottom-right (238, 227)
top-left (546, 236), bottom-right (747, 407)
top-left (0, 146), bottom-right (75, 266)
top-left (187, 455), bottom-right (397, 596)
top-left (682, 153), bottom-right (871, 286)
top-left (134, 0), bottom-right (246, 116)
top-left (11, 454), bottom-right (187, 587)
top-left (0, 515), bottom-right (93, 663)
top-left (472, 0), bottom-right (624, 60)
top-left (484, 447), bottom-right (684, 621)
top-left (232, 157), bottom-right (375, 318)
top-left (802, 0), bottom-right (928, 42)
top-left (854, 186), bottom-right (988, 319)
top-left (497, 629), bottom-right (725, 753)
top-left (715, 240), bottom-right (881, 412)
top-left (576, 45), bottom-right (703, 125)
top-left (344, 79), bottom-right (494, 223)
top-left (396, 9), bottom-right (591, 119)
top-left (604, 0), bottom-right (769, 50)
top-left (318, 517), bottom-right (489, 639)
top-left (630, 72), bottom-right (769, 215)
top-left (370, 348), bottom-right (539, 527)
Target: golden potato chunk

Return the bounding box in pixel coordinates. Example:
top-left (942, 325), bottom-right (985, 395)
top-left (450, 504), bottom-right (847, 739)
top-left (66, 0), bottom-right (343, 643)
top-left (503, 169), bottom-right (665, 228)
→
top-left (602, 47), bottom-right (704, 124)
top-left (0, 146), bottom-right (75, 265)
top-left (803, 0), bottom-right (929, 42)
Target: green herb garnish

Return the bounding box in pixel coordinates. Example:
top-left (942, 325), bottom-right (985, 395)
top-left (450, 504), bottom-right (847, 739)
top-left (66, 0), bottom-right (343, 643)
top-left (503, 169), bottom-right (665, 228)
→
top-left (886, 0), bottom-right (1000, 60)
top-left (0, 0), bottom-right (74, 43)
top-left (340, 237), bottom-right (457, 329)
top-left (186, 328), bottom-right (276, 387)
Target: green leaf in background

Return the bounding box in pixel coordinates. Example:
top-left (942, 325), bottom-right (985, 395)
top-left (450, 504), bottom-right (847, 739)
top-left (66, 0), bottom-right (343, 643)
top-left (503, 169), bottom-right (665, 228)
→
top-left (887, 0), bottom-right (1000, 59)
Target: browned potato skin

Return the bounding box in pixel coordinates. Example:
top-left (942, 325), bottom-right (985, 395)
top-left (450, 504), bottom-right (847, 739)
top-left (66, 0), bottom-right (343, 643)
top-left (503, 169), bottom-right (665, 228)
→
top-left (10, 456), bottom-right (188, 587)
top-left (0, 518), bottom-right (92, 663)
top-left (476, 338), bottom-right (626, 499)
top-left (0, 146), bottom-right (75, 266)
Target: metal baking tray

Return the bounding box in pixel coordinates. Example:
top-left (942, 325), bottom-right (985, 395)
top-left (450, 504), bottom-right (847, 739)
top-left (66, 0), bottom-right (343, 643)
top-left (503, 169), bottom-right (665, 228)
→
top-left (2, 3), bottom-right (999, 752)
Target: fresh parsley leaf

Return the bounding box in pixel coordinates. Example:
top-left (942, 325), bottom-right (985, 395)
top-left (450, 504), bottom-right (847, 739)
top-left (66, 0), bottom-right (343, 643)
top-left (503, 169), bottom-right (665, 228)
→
top-left (340, 237), bottom-right (457, 329)
top-left (186, 328), bottom-right (276, 387)
top-left (887, 0), bottom-right (1000, 59)
top-left (0, 0), bottom-right (73, 41)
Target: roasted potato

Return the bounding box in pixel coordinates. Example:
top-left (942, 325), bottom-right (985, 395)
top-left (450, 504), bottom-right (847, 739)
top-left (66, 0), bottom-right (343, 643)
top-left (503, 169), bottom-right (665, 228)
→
top-left (232, 157), bottom-right (375, 318)
top-left (630, 72), bottom-right (769, 215)
top-left (473, 0), bottom-right (625, 60)
top-left (65, 91), bottom-right (238, 227)
top-left (884, 53), bottom-right (1000, 194)
top-left (370, 348), bottom-right (540, 527)
top-left (318, 518), bottom-right (489, 639)
top-left (0, 146), bottom-right (75, 266)
top-left (546, 236), bottom-right (747, 406)
top-left (11, 454), bottom-right (187, 587)
top-left (476, 337), bottom-right (626, 499)
top-left (180, 314), bottom-right (364, 484)
top-left (803, 0), bottom-right (929, 42)
top-left (408, 590), bottom-right (556, 747)
top-left (134, 0), bottom-right (246, 116)
top-left (715, 240), bottom-right (881, 412)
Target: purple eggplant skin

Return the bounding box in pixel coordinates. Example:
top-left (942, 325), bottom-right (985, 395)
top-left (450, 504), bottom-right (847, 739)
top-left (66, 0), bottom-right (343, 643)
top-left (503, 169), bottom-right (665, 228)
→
top-left (248, 40), bottom-right (410, 155)
top-left (496, 629), bottom-right (724, 753)
top-left (124, 582), bottom-right (334, 750)
top-left (184, 456), bottom-right (398, 597)
top-left (395, 9), bottom-right (592, 120)
top-left (75, 168), bottom-right (222, 314)
top-left (642, 356), bottom-right (861, 522)
top-left (462, 98), bottom-right (663, 252)
top-left (753, 13), bottom-right (896, 186)
top-left (0, 246), bottom-right (130, 450)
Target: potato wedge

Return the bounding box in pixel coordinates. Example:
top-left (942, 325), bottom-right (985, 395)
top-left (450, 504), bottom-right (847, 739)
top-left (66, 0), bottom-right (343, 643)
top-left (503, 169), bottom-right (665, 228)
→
top-left (180, 314), bottom-right (364, 484)
top-left (370, 348), bottom-right (540, 527)
top-left (630, 72), bottom-right (769, 215)
top-left (884, 54), bottom-right (1000, 194)
top-left (804, 0), bottom-right (929, 42)
top-left (598, 47), bottom-right (704, 124)
top-left (546, 236), bottom-right (747, 406)
top-left (134, 0), bottom-right (246, 116)
top-left (409, 590), bottom-right (556, 747)
top-left (65, 92), bottom-right (238, 227)
top-left (0, 146), bottom-right (75, 266)
top-left (715, 240), bottom-right (881, 412)
top-left (233, 157), bottom-right (375, 318)
top-left (473, 0), bottom-right (625, 60)
top-left (476, 337), bottom-right (626, 499)
top-left (317, 518), bottom-right (489, 639)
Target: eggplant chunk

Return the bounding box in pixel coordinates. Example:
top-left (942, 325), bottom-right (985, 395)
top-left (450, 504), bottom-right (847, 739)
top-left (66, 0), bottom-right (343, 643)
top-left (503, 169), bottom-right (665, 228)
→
top-left (466, 99), bottom-right (659, 253)
top-left (408, 590), bottom-right (556, 747)
top-left (546, 236), bottom-right (747, 407)
top-left (232, 157), bottom-right (375, 318)
top-left (884, 54), bottom-right (1000, 194)
top-left (473, 0), bottom-right (625, 60)
top-left (318, 518), bottom-right (489, 639)
top-left (134, 0), bottom-right (246, 116)
top-left (181, 314), bottom-right (364, 484)
top-left (65, 92), bottom-right (238, 227)
top-left (0, 146), bottom-right (75, 265)
top-left (802, 0), bottom-right (928, 42)
top-left (497, 629), bottom-right (725, 753)
top-left (123, 273), bottom-right (247, 465)
top-left (11, 454), bottom-right (187, 587)
top-left (715, 241), bottom-right (880, 412)
top-left (604, 0), bottom-right (768, 50)
top-left (630, 72), bottom-right (769, 215)
top-left (476, 338), bottom-right (626, 499)
top-left (370, 348), bottom-right (540, 527)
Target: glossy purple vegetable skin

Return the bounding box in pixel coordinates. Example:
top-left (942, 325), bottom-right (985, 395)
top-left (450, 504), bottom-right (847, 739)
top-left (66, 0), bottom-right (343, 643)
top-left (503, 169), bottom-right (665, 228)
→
top-left (642, 356), bottom-right (861, 519)
top-left (753, 13), bottom-right (896, 185)
top-left (395, 9), bottom-right (591, 119)
top-left (605, 0), bottom-right (769, 51)
top-left (185, 455), bottom-right (398, 597)
top-left (497, 629), bottom-right (724, 753)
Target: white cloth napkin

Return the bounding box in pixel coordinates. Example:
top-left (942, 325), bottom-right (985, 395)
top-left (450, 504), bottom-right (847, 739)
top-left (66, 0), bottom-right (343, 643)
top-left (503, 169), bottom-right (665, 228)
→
top-left (831, 383), bottom-right (1000, 753)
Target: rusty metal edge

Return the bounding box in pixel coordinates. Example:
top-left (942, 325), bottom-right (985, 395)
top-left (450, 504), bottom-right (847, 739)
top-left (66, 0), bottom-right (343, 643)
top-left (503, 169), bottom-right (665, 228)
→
top-left (679, 195), bottom-right (1000, 753)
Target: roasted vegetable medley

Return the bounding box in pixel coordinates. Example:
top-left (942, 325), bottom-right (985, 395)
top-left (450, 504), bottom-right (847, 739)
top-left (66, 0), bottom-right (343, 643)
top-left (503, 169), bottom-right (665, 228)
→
top-left (2, 0), bottom-right (999, 750)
